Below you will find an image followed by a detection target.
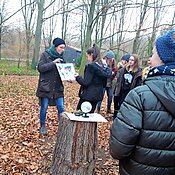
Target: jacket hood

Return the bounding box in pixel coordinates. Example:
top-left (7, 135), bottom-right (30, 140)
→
top-left (145, 76), bottom-right (175, 116)
top-left (89, 62), bottom-right (112, 78)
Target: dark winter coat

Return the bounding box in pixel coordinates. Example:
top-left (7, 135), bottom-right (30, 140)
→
top-left (109, 76), bottom-right (175, 175)
top-left (113, 67), bottom-right (142, 96)
top-left (76, 62), bottom-right (112, 102)
top-left (36, 52), bottom-right (64, 101)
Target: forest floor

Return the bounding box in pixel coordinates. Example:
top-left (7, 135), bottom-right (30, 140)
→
top-left (0, 76), bottom-right (119, 175)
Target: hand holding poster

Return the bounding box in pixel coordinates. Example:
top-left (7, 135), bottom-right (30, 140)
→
top-left (56, 63), bottom-right (76, 81)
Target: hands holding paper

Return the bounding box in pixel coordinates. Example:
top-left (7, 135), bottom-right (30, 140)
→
top-left (53, 58), bottom-right (63, 63)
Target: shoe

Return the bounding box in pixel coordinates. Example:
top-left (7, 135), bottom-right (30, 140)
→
top-left (40, 124), bottom-right (47, 135)
top-left (107, 109), bottom-right (113, 114)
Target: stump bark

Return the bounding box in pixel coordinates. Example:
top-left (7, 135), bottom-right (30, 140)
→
top-left (51, 112), bottom-right (97, 175)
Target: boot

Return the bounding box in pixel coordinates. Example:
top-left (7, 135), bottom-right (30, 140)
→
top-left (40, 124), bottom-right (47, 135)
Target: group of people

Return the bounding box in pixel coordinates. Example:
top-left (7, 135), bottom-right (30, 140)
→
top-left (36, 30), bottom-right (175, 175)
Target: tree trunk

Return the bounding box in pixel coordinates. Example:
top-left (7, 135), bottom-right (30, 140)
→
top-left (31, 0), bottom-right (45, 70)
top-left (79, 0), bottom-right (96, 76)
top-left (51, 113), bottom-right (97, 175)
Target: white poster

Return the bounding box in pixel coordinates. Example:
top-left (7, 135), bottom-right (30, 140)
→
top-left (56, 63), bottom-right (76, 81)
top-left (64, 112), bottom-right (108, 122)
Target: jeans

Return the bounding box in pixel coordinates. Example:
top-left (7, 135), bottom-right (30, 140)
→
top-left (39, 97), bottom-right (64, 125)
top-left (97, 87), bottom-right (113, 110)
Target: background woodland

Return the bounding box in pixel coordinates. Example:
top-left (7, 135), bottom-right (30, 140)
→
top-left (1, 0), bottom-right (175, 74)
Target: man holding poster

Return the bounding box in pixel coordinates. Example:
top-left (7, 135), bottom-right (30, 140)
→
top-left (36, 37), bottom-right (66, 135)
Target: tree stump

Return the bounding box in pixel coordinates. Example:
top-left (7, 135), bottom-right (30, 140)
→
top-left (51, 112), bottom-right (97, 175)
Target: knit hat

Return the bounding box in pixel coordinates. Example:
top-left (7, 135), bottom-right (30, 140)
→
top-left (53, 37), bottom-right (66, 47)
top-left (156, 30), bottom-right (175, 64)
top-left (121, 53), bottom-right (130, 62)
top-left (106, 50), bottom-right (115, 59)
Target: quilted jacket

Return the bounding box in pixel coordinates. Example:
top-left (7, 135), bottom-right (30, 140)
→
top-left (109, 76), bottom-right (175, 175)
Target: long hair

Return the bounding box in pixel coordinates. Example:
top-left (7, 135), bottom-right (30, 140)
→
top-left (126, 54), bottom-right (140, 73)
top-left (86, 44), bottom-right (101, 63)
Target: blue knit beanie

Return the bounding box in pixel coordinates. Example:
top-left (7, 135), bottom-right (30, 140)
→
top-left (156, 30), bottom-right (175, 64)
top-left (106, 50), bottom-right (115, 59)
top-left (121, 53), bottom-right (130, 62)
top-left (53, 37), bottom-right (66, 47)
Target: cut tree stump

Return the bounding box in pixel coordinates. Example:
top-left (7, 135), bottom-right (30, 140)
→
top-left (51, 112), bottom-right (97, 175)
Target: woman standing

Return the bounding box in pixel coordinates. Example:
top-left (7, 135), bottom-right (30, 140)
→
top-left (75, 44), bottom-right (112, 113)
top-left (96, 50), bottom-right (117, 114)
top-left (36, 37), bottom-right (66, 135)
top-left (113, 54), bottom-right (142, 118)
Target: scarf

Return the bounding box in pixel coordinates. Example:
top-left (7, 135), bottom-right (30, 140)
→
top-left (46, 45), bottom-right (63, 61)
top-left (147, 63), bottom-right (175, 78)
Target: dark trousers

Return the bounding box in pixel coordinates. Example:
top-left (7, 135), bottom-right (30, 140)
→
top-left (76, 98), bottom-right (98, 113)
top-left (113, 95), bottom-right (120, 119)
top-left (113, 90), bottom-right (129, 119)
top-left (97, 87), bottom-right (113, 110)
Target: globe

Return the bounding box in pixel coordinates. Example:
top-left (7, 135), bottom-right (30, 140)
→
top-left (81, 101), bottom-right (92, 113)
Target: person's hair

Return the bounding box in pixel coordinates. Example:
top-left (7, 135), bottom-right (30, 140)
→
top-left (126, 54), bottom-right (140, 73)
top-left (86, 44), bottom-right (101, 62)
top-left (107, 58), bottom-right (117, 69)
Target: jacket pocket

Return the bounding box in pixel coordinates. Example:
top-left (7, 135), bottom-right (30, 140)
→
top-left (39, 80), bottom-right (50, 92)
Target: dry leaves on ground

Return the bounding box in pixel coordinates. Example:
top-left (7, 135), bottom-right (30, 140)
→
top-left (0, 76), bottom-right (119, 175)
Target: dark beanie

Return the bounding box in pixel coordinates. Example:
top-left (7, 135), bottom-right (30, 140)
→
top-left (53, 37), bottom-right (66, 47)
top-left (121, 53), bottom-right (130, 62)
top-left (156, 30), bottom-right (175, 64)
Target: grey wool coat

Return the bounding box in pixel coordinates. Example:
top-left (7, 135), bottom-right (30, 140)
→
top-left (109, 76), bottom-right (175, 175)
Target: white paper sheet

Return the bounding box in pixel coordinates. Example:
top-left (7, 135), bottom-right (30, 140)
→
top-left (64, 112), bottom-right (108, 122)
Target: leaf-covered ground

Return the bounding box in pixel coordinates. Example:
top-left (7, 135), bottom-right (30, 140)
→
top-left (0, 76), bottom-right (119, 175)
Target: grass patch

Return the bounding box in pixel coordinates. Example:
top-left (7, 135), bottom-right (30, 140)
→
top-left (0, 60), bottom-right (39, 75)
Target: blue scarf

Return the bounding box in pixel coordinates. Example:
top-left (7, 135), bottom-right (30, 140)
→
top-left (46, 45), bottom-right (63, 61)
top-left (147, 63), bottom-right (175, 77)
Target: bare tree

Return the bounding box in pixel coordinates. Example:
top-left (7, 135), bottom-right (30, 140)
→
top-left (31, 0), bottom-right (45, 69)
top-left (21, 0), bottom-right (36, 66)
top-left (132, 0), bottom-right (149, 54)
top-left (0, 0), bottom-right (8, 60)
top-left (79, 0), bottom-right (96, 75)
top-left (61, 0), bottom-right (70, 40)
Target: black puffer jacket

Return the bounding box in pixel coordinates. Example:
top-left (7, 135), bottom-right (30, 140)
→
top-left (76, 62), bottom-right (112, 102)
top-left (109, 76), bottom-right (175, 175)
top-left (36, 52), bottom-right (64, 99)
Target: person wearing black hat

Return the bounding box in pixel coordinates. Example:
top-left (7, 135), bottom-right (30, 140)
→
top-left (109, 30), bottom-right (175, 175)
top-left (36, 37), bottom-right (66, 135)
top-left (117, 53), bottom-right (130, 70)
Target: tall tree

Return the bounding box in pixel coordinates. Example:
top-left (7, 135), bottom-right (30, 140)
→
top-left (99, 0), bottom-right (109, 48)
top-left (61, 0), bottom-right (69, 40)
top-left (132, 0), bottom-right (149, 54)
top-left (0, 0), bottom-right (8, 60)
top-left (21, 0), bottom-right (36, 66)
top-left (79, 0), bottom-right (96, 75)
top-left (31, 0), bottom-right (45, 69)
top-left (149, 0), bottom-right (164, 56)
